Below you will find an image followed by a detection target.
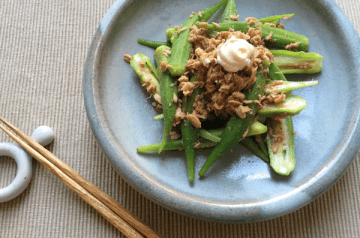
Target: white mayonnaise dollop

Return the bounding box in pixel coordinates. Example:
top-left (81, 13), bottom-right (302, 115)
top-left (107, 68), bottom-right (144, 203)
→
top-left (217, 36), bottom-right (255, 72)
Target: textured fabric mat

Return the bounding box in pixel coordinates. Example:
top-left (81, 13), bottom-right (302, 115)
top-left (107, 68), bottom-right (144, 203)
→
top-left (0, 0), bottom-right (359, 237)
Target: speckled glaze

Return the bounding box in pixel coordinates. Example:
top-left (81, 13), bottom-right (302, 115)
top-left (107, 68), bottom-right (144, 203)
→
top-left (83, 0), bottom-right (360, 222)
top-left (0, 126), bottom-right (54, 203)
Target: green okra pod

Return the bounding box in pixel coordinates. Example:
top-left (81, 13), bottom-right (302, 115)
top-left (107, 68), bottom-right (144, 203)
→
top-left (153, 114), bottom-right (164, 120)
top-left (203, 121), bottom-right (268, 139)
top-left (181, 75), bottom-right (201, 182)
top-left (130, 53), bottom-right (161, 103)
top-left (266, 62), bottom-right (296, 175)
top-left (199, 64), bottom-right (268, 176)
top-left (153, 117), bottom-right (268, 137)
top-left (137, 39), bottom-right (171, 49)
top-left (255, 136), bottom-right (270, 158)
top-left (196, 21), bottom-right (309, 51)
top-left (241, 137), bottom-right (269, 163)
top-left (137, 121), bottom-right (267, 152)
top-left (195, 120), bottom-right (269, 145)
top-left (266, 62), bottom-right (318, 94)
top-left (138, 140), bottom-right (183, 152)
top-left (266, 116), bottom-right (296, 175)
top-left (137, 138), bottom-right (217, 152)
top-left (269, 61), bottom-right (288, 81)
top-left (257, 95), bottom-right (307, 117)
top-left (265, 80), bottom-right (319, 95)
top-left (154, 46), bottom-right (178, 153)
top-left (199, 129), bottom-right (221, 143)
top-left (246, 121), bottom-right (268, 137)
top-left (130, 53), bottom-right (160, 92)
top-left (168, 0), bottom-right (228, 76)
top-left (271, 50), bottom-right (323, 74)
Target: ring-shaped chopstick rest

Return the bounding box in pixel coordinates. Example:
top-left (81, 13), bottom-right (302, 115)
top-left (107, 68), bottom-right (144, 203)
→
top-left (0, 126), bottom-right (54, 203)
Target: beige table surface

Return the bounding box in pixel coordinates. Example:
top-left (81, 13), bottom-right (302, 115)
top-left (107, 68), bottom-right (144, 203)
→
top-left (0, 0), bottom-right (359, 237)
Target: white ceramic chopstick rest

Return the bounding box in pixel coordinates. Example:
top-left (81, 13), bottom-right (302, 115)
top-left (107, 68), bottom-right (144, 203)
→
top-left (0, 126), bottom-right (54, 203)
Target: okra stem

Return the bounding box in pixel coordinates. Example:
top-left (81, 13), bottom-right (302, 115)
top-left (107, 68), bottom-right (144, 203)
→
top-left (241, 137), bottom-right (269, 163)
top-left (138, 140), bottom-right (183, 152)
top-left (256, 137), bottom-right (270, 158)
top-left (166, 28), bottom-right (176, 43)
top-left (258, 14), bottom-right (295, 25)
top-left (221, 0), bottom-right (237, 23)
top-left (137, 39), bottom-right (171, 49)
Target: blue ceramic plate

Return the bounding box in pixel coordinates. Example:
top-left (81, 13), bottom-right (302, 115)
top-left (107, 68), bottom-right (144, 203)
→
top-left (83, 0), bottom-right (360, 222)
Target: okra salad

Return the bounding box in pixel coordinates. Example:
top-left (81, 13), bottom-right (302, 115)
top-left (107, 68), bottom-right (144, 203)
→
top-left (124, 0), bottom-right (323, 182)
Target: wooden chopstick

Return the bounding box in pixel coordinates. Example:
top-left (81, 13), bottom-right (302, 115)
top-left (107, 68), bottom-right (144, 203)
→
top-left (0, 117), bottom-right (163, 238)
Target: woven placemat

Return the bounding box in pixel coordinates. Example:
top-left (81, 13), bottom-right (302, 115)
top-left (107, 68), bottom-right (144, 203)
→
top-left (0, 0), bottom-right (359, 237)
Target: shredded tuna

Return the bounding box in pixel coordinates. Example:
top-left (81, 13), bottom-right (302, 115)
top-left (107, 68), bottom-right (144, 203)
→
top-left (173, 93), bottom-right (178, 103)
top-left (242, 127), bottom-right (249, 138)
top-left (146, 84), bottom-right (157, 94)
top-left (268, 119), bottom-right (286, 153)
top-left (173, 107), bottom-right (186, 125)
top-left (139, 60), bottom-right (145, 69)
top-left (152, 101), bottom-right (162, 114)
top-left (271, 141), bottom-right (279, 154)
top-left (212, 22), bottom-right (221, 29)
top-left (170, 131), bottom-right (182, 140)
top-left (245, 17), bottom-right (259, 25)
top-left (162, 49), bottom-right (171, 57)
top-left (186, 113), bottom-right (202, 128)
top-left (199, 22), bottom-right (208, 27)
top-left (235, 105), bottom-right (252, 119)
top-left (230, 15), bottom-right (240, 21)
top-left (264, 31), bottom-right (273, 41)
top-left (165, 18), bottom-right (293, 128)
top-left (178, 75), bottom-right (189, 82)
top-left (160, 61), bottom-right (172, 72)
top-left (124, 54), bottom-right (132, 63)
top-left (285, 42), bottom-right (301, 50)
top-left (176, 27), bottom-right (189, 35)
top-left (153, 93), bottom-right (162, 104)
top-left (194, 141), bottom-right (201, 148)
top-left (179, 81), bottom-right (195, 96)
top-left (143, 77), bottom-right (157, 95)
top-left (264, 23), bottom-right (277, 28)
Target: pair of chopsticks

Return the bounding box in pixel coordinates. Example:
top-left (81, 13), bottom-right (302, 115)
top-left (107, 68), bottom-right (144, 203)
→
top-left (0, 117), bottom-right (163, 238)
